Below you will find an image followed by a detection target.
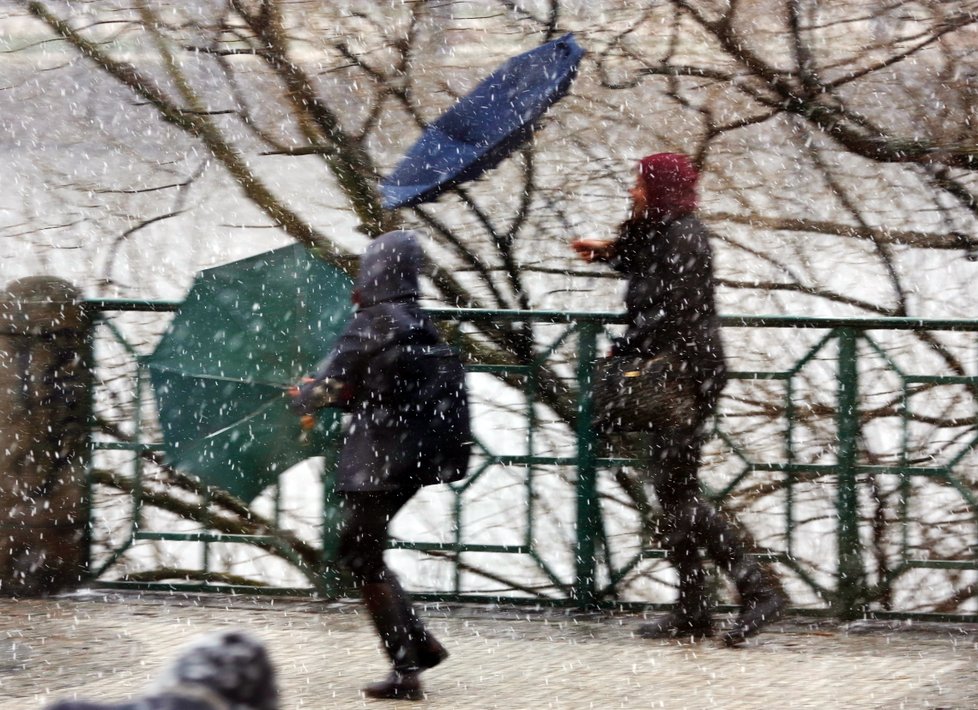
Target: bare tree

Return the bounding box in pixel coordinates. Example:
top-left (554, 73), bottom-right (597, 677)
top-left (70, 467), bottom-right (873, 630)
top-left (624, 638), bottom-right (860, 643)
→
top-left (4, 0), bottom-right (978, 611)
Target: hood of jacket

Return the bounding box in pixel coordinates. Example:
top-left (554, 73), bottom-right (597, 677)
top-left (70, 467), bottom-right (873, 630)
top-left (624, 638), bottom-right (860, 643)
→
top-left (354, 229), bottom-right (423, 307)
top-left (154, 630), bottom-right (278, 710)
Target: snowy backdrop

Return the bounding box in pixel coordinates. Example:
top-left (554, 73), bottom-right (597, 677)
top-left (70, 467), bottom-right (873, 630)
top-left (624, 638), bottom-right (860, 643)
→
top-left (3, 1), bottom-right (978, 614)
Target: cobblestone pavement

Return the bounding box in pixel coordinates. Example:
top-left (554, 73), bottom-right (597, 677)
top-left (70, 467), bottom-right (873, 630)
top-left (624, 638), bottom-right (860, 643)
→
top-left (1, 592), bottom-right (976, 709)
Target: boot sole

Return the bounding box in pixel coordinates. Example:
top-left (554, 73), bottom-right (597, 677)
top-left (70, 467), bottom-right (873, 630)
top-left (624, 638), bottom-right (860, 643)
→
top-left (637, 624), bottom-right (713, 640)
top-left (363, 687), bottom-right (425, 701)
top-left (722, 597), bottom-right (787, 647)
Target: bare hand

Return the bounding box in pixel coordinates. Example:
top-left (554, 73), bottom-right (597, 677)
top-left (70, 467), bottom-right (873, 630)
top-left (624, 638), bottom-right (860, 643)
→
top-left (571, 238), bottom-right (614, 263)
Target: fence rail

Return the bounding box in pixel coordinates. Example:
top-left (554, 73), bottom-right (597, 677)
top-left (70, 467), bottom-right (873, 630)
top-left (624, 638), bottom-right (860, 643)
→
top-left (86, 302), bottom-right (978, 620)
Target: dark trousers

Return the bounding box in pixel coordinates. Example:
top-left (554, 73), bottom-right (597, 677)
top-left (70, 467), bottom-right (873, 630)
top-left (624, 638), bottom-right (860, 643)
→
top-left (336, 487), bottom-right (429, 674)
top-left (336, 487), bottom-right (419, 585)
top-left (643, 424), bottom-right (754, 614)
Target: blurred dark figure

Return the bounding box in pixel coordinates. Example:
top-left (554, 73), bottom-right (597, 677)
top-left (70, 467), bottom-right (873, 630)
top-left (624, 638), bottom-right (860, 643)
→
top-left (571, 153), bottom-right (786, 646)
top-left (46, 630), bottom-right (277, 710)
top-left (292, 230), bottom-right (471, 700)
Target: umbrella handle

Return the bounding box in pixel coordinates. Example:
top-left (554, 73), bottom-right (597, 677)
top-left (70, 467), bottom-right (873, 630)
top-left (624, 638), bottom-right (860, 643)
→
top-left (286, 377), bottom-right (315, 397)
top-left (298, 414), bottom-right (316, 446)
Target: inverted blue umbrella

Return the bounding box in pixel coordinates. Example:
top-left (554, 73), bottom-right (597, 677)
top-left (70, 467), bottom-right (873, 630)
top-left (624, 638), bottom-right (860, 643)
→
top-left (380, 33), bottom-right (585, 210)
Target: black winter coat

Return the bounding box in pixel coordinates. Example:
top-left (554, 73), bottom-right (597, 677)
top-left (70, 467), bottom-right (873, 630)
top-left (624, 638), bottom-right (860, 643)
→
top-left (303, 230), bottom-right (471, 493)
top-left (45, 630), bottom-right (277, 710)
top-left (47, 696), bottom-right (217, 710)
top-left (610, 214), bottom-right (727, 414)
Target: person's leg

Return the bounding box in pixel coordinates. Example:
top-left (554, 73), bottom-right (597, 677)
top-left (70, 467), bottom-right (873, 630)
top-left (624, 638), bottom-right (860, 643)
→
top-left (337, 488), bottom-right (430, 700)
top-left (638, 431), bottom-right (714, 639)
top-left (686, 501), bottom-right (786, 646)
top-left (652, 431), bottom-right (787, 647)
top-left (385, 572), bottom-right (449, 669)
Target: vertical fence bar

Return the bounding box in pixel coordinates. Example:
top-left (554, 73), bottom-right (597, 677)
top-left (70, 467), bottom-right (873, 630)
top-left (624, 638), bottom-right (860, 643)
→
top-left (785, 377), bottom-right (796, 559)
top-left (574, 320), bottom-right (599, 607)
top-left (82, 317), bottom-right (97, 578)
top-left (835, 327), bottom-right (864, 618)
top-left (131, 361), bottom-right (145, 536)
top-left (201, 485), bottom-right (212, 578)
top-left (899, 377), bottom-right (911, 563)
top-left (319, 445), bottom-right (343, 597)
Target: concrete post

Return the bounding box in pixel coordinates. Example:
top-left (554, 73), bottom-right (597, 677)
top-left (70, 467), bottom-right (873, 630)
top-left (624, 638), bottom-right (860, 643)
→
top-left (0, 277), bottom-right (92, 595)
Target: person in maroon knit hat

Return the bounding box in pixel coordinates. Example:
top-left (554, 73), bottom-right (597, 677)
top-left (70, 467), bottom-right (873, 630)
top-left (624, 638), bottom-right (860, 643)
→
top-left (572, 153), bottom-right (786, 645)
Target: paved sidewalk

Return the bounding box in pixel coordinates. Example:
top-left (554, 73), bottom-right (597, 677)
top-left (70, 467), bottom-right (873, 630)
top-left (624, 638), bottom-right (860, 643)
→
top-left (1, 593), bottom-right (976, 709)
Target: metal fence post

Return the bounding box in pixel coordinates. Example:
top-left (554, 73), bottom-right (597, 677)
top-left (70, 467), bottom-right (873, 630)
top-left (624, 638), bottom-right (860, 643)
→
top-left (574, 320), bottom-right (600, 607)
top-left (317, 444), bottom-right (344, 597)
top-left (835, 327), bottom-right (865, 618)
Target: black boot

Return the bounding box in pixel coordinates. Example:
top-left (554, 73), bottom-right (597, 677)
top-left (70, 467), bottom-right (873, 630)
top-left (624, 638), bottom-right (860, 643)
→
top-left (682, 501), bottom-right (787, 646)
top-left (363, 670), bottom-right (423, 701)
top-left (417, 634), bottom-right (449, 670)
top-left (637, 609), bottom-right (713, 640)
top-left (361, 581), bottom-right (425, 701)
top-left (638, 541), bottom-right (713, 640)
top-left (722, 564), bottom-right (787, 647)
top-left (384, 574), bottom-right (449, 670)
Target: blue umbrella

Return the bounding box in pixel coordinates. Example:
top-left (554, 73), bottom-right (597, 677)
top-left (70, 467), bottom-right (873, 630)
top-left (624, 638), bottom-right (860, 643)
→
top-left (380, 33), bottom-right (585, 210)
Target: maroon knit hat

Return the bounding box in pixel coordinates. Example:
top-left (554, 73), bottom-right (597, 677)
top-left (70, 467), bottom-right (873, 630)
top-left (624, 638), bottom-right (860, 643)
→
top-left (637, 153), bottom-right (699, 218)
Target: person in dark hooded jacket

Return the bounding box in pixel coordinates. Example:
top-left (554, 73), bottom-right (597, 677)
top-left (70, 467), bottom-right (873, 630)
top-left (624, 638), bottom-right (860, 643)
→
top-left (292, 229), bottom-right (470, 701)
top-left (572, 153), bottom-right (786, 646)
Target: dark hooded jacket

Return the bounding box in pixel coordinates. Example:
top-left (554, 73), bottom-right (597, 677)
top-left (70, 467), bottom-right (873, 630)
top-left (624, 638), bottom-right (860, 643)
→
top-left (303, 230), bottom-right (470, 492)
top-left (46, 630), bottom-right (277, 710)
top-left (610, 214), bottom-right (727, 414)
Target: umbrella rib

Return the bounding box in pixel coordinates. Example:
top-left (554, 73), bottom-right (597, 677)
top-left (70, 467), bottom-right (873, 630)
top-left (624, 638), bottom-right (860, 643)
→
top-left (197, 397), bottom-right (286, 443)
top-left (148, 363), bottom-right (291, 390)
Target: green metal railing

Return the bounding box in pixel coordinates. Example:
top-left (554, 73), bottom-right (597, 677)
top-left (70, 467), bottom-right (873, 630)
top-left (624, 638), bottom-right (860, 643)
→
top-left (85, 301), bottom-right (978, 619)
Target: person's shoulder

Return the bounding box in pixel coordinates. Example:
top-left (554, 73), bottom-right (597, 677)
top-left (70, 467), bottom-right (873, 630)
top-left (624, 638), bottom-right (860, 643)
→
top-left (670, 213), bottom-right (706, 230)
top-left (365, 298), bottom-right (422, 320)
top-left (670, 213), bottom-right (716, 241)
top-left (356, 300), bottom-right (411, 321)
top-left (361, 299), bottom-right (428, 339)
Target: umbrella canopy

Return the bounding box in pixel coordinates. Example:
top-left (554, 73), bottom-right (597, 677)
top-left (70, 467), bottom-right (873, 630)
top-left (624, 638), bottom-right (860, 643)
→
top-left (147, 244), bottom-right (354, 502)
top-left (380, 33), bottom-right (585, 210)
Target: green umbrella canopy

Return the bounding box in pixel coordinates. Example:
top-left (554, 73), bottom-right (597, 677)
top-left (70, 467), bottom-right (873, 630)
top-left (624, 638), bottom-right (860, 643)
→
top-left (147, 244), bottom-right (354, 502)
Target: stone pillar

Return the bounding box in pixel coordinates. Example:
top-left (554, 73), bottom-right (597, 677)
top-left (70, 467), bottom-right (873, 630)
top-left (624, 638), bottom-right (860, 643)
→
top-left (0, 277), bottom-right (93, 595)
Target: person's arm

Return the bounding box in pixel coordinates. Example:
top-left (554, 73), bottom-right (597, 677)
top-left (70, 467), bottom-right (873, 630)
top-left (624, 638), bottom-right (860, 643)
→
top-left (572, 219), bottom-right (657, 271)
top-left (607, 219), bottom-right (658, 274)
top-left (570, 238), bottom-right (615, 263)
top-left (290, 309), bottom-right (392, 414)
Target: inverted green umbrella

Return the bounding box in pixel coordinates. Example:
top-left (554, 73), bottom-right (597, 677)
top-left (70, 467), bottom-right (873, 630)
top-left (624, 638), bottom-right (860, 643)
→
top-left (147, 243), bottom-right (354, 502)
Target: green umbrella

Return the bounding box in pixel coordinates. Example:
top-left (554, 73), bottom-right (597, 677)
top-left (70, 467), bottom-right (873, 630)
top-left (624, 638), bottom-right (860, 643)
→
top-left (147, 244), bottom-right (354, 502)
